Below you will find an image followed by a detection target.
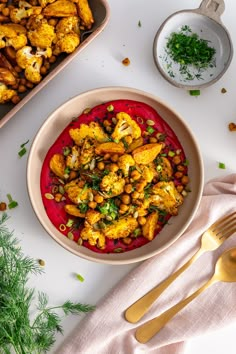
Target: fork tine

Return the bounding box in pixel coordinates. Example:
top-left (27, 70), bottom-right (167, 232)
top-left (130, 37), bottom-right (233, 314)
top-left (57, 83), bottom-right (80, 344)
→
top-left (218, 226), bottom-right (236, 240)
top-left (210, 211), bottom-right (236, 231)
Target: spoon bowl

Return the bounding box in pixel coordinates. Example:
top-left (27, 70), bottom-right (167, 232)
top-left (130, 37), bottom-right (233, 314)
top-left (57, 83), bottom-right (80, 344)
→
top-left (215, 248), bottom-right (236, 282)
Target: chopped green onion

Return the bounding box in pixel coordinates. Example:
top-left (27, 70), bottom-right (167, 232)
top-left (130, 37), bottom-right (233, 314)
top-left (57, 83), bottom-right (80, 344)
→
top-left (66, 219), bottom-right (74, 227)
top-left (7, 194), bottom-right (18, 209)
top-left (20, 139), bottom-right (29, 148)
top-left (107, 104), bottom-right (114, 112)
top-left (76, 274), bottom-right (84, 282)
top-left (189, 90), bottom-right (201, 96)
top-left (218, 162), bottom-right (226, 169)
top-left (64, 166), bottom-right (70, 175)
top-left (146, 126), bottom-right (155, 134)
top-left (168, 150), bottom-right (175, 157)
top-left (63, 147), bottom-right (71, 156)
top-left (18, 147), bottom-right (27, 157)
top-left (113, 247), bottom-right (123, 253)
top-left (138, 20), bottom-right (142, 27)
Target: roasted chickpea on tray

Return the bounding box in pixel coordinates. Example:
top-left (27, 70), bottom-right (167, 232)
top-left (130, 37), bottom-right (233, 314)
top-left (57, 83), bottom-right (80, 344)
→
top-left (40, 99), bottom-right (190, 254)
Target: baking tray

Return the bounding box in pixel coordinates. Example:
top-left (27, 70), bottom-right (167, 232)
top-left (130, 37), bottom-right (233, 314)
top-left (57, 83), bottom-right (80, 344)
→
top-left (0, 0), bottom-right (110, 129)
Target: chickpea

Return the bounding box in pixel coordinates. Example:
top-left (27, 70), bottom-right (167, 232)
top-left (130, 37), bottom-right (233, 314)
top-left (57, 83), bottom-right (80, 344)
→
top-left (121, 194), bottom-right (131, 205)
top-left (175, 171), bottom-right (183, 179)
top-left (20, 78), bottom-right (27, 85)
top-left (176, 185), bottom-right (184, 193)
top-left (103, 119), bottom-right (111, 127)
top-left (94, 195), bottom-right (104, 203)
top-left (2, 7), bottom-right (9, 16)
top-left (11, 95), bottom-right (21, 105)
top-left (14, 65), bottom-right (22, 73)
top-left (138, 216), bottom-right (146, 225)
top-left (135, 180), bottom-right (146, 192)
top-left (69, 170), bottom-right (77, 180)
top-left (181, 175), bottom-right (189, 185)
top-left (103, 153), bottom-right (110, 160)
top-left (149, 137), bottom-right (158, 143)
top-left (0, 202), bottom-right (7, 211)
top-left (40, 66), bottom-right (48, 75)
top-left (172, 155), bottom-right (182, 165)
top-left (54, 193), bottom-right (63, 202)
top-left (119, 204), bottom-right (129, 212)
top-left (131, 191), bottom-right (140, 199)
top-left (78, 180), bottom-right (86, 188)
top-left (122, 237), bottom-right (132, 245)
top-left (18, 84), bottom-right (27, 93)
top-left (131, 170), bottom-right (141, 180)
top-left (177, 165), bottom-right (185, 172)
top-left (26, 81), bottom-right (34, 88)
top-left (88, 201), bottom-right (97, 209)
top-left (109, 163), bottom-right (119, 172)
top-left (48, 18), bottom-right (58, 26)
top-left (97, 161), bottom-right (105, 170)
top-left (111, 154), bottom-right (119, 162)
top-left (49, 55), bottom-right (57, 64)
top-left (124, 184), bottom-right (133, 194)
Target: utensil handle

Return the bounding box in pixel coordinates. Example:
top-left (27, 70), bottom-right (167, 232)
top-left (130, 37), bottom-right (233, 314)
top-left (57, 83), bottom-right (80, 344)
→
top-left (124, 248), bottom-right (205, 323)
top-left (197, 0), bottom-right (225, 22)
top-left (135, 276), bottom-right (217, 344)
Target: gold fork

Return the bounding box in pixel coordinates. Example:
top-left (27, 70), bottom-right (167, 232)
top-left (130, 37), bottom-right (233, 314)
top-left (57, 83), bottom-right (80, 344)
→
top-left (125, 211), bottom-right (236, 324)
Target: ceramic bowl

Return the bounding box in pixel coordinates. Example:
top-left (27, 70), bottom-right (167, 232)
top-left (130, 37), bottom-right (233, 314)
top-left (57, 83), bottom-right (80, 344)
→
top-left (27, 86), bottom-right (204, 264)
top-left (153, 0), bottom-right (233, 90)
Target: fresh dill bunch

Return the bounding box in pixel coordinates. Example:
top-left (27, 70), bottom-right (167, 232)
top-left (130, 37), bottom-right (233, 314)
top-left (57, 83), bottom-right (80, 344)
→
top-left (0, 213), bottom-right (95, 354)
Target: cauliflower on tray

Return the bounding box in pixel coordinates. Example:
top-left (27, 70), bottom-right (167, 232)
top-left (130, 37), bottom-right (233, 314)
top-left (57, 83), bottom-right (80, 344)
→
top-left (0, 0), bottom-right (95, 104)
top-left (44, 102), bottom-right (190, 253)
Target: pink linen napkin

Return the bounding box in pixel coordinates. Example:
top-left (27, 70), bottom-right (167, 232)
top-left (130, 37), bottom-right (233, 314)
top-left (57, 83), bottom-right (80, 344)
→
top-left (57, 174), bottom-right (236, 354)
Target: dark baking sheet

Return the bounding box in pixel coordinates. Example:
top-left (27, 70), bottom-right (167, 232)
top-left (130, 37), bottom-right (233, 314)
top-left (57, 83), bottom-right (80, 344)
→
top-left (0, 0), bottom-right (110, 128)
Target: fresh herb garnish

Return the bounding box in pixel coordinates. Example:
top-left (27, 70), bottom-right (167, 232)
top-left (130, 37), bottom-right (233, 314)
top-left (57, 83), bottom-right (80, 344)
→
top-left (218, 162), bottom-right (226, 169)
top-left (18, 139), bottom-right (29, 157)
top-left (78, 203), bottom-right (89, 214)
top-left (0, 214), bottom-right (94, 353)
top-left (165, 25), bottom-right (216, 81)
top-left (189, 90), bottom-right (201, 96)
top-left (7, 193), bottom-right (18, 209)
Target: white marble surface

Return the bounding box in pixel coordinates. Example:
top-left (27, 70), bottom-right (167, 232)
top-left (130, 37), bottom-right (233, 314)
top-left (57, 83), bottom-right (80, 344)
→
top-left (0, 0), bottom-right (236, 353)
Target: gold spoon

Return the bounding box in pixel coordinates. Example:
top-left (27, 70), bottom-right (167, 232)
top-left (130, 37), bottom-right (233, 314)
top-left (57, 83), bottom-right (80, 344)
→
top-left (135, 247), bottom-right (236, 344)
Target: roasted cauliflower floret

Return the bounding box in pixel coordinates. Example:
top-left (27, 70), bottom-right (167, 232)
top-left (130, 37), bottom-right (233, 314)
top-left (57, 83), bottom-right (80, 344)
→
top-left (10, 1), bottom-right (42, 24)
top-left (28, 23), bottom-right (56, 49)
top-left (80, 137), bottom-right (96, 166)
top-left (43, 0), bottom-right (77, 17)
top-left (66, 145), bottom-right (80, 170)
top-left (85, 209), bottom-right (103, 225)
top-left (56, 16), bottom-right (80, 34)
top-left (16, 46), bottom-right (43, 83)
top-left (138, 163), bottom-right (157, 183)
top-left (150, 181), bottom-right (184, 215)
top-left (64, 178), bottom-right (92, 204)
top-left (100, 172), bottom-right (125, 198)
top-left (0, 82), bottom-right (16, 103)
top-left (53, 32), bottom-right (80, 55)
top-left (117, 154), bottom-right (135, 177)
top-left (80, 223), bottom-right (105, 248)
top-left (103, 216), bottom-right (138, 239)
top-left (0, 24), bottom-right (27, 50)
top-left (69, 122), bottom-right (108, 146)
top-left (0, 68), bottom-right (17, 86)
top-left (111, 112), bottom-right (141, 142)
top-left (49, 153), bottom-right (67, 179)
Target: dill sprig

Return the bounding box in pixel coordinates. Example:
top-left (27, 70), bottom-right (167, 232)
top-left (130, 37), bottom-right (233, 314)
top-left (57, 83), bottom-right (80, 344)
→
top-left (0, 213), bottom-right (95, 354)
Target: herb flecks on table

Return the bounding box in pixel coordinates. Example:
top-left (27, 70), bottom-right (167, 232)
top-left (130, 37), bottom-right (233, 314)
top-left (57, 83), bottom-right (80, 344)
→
top-left (0, 213), bottom-right (95, 354)
top-left (164, 25), bottom-right (216, 81)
